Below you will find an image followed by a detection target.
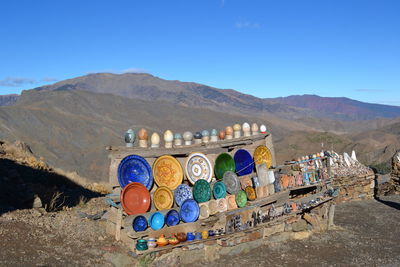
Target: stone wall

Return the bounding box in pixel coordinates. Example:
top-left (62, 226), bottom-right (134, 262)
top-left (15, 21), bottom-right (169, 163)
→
top-left (390, 151), bottom-right (400, 194)
top-left (332, 174), bottom-right (375, 203)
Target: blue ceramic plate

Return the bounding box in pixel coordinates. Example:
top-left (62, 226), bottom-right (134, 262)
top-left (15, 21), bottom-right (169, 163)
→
top-left (165, 209), bottom-right (180, 226)
top-left (118, 155), bottom-right (153, 190)
top-left (234, 149), bottom-right (254, 176)
top-left (213, 181), bottom-right (227, 199)
top-left (132, 215), bottom-right (148, 232)
top-left (149, 212), bottom-right (164, 230)
top-left (174, 184), bottom-right (193, 206)
top-left (180, 199), bottom-right (200, 223)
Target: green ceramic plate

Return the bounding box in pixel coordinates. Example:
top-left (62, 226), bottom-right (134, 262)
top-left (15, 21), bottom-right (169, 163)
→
top-left (193, 179), bottom-right (211, 203)
top-left (214, 153), bottom-right (235, 180)
top-left (213, 181), bottom-right (227, 199)
top-left (235, 190), bottom-right (247, 208)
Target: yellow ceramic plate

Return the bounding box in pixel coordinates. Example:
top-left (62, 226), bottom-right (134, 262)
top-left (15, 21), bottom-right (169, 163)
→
top-left (154, 186), bottom-right (174, 210)
top-left (153, 155), bottom-right (183, 190)
top-left (253, 145), bottom-right (272, 168)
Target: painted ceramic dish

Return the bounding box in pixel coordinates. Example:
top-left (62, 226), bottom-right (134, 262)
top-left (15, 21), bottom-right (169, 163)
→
top-left (245, 186), bottom-right (257, 201)
top-left (193, 179), bottom-right (211, 203)
top-left (120, 182), bottom-right (151, 215)
top-left (185, 153), bottom-right (213, 184)
top-left (118, 155), bottom-right (153, 190)
top-left (149, 212), bottom-right (165, 230)
top-left (217, 198), bottom-right (228, 212)
top-left (223, 171), bottom-right (240, 194)
top-left (235, 190), bottom-right (247, 208)
top-left (154, 186), bottom-right (174, 210)
top-left (208, 199), bottom-right (218, 215)
top-left (132, 215), bottom-right (148, 232)
top-left (199, 202), bottom-right (210, 219)
top-left (180, 199), bottom-right (200, 223)
top-left (153, 155), bottom-right (183, 190)
top-left (212, 181), bottom-right (227, 199)
top-left (174, 184), bottom-right (193, 206)
top-left (253, 145), bottom-right (273, 169)
top-left (214, 153), bottom-right (235, 180)
top-left (165, 209), bottom-right (180, 227)
top-left (234, 149), bottom-right (254, 176)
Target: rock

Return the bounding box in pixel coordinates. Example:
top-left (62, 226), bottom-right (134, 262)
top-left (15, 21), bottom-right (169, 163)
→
top-left (32, 195), bottom-right (42, 208)
top-left (290, 231), bottom-right (311, 240)
top-left (291, 219), bottom-right (308, 232)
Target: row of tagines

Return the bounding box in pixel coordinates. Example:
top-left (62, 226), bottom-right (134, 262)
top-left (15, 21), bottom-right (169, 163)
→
top-left (118, 145), bottom-right (273, 215)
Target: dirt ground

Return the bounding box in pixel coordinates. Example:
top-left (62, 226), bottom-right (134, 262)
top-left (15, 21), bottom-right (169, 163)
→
top-left (1, 195), bottom-right (399, 267)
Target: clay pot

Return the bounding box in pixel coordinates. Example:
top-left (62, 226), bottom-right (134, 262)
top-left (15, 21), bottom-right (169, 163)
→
top-left (176, 232), bottom-right (187, 242)
top-left (219, 130), bottom-right (226, 140)
top-left (156, 234), bottom-right (168, 247)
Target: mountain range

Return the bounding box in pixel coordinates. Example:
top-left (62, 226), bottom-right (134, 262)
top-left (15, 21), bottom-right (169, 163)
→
top-left (0, 73), bottom-right (399, 181)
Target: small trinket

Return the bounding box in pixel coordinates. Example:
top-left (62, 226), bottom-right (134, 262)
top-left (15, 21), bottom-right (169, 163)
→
top-left (225, 126), bottom-right (233, 139)
top-left (147, 238), bottom-right (157, 249)
top-left (168, 234), bottom-right (179, 245)
top-left (183, 131), bottom-right (193, 145)
top-left (186, 232), bottom-right (195, 241)
top-left (125, 129), bottom-right (135, 147)
top-left (251, 123), bottom-right (259, 135)
top-left (174, 133), bottom-right (183, 146)
top-left (137, 128), bottom-right (148, 148)
top-left (201, 130), bottom-right (210, 143)
top-left (156, 234), bottom-right (168, 247)
top-left (150, 132), bottom-right (160, 148)
top-left (242, 122), bottom-right (251, 137)
top-left (164, 130), bottom-right (173, 148)
top-left (260, 124), bottom-right (267, 134)
top-left (193, 132), bottom-right (202, 144)
top-left (210, 129), bottom-right (218, 142)
top-left (201, 230), bottom-right (209, 239)
top-left (194, 232), bottom-right (202, 240)
top-left (233, 123), bottom-right (241, 138)
top-left (136, 239), bottom-right (148, 251)
top-left (218, 130), bottom-right (226, 140)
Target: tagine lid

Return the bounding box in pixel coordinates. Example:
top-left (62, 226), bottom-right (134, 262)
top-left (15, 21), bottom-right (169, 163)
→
top-left (153, 155), bottom-right (183, 190)
top-left (121, 182), bottom-right (151, 215)
top-left (253, 145), bottom-right (273, 168)
top-left (185, 152), bottom-right (213, 185)
top-left (153, 186), bottom-right (174, 210)
top-left (118, 155), bottom-right (153, 190)
top-left (193, 179), bottom-right (211, 203)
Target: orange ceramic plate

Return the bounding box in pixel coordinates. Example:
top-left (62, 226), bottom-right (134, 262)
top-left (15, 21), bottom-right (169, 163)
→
top-left (153, 155), bottom-right (183, 190)
top-left (154, 186), bottom-right (174, 210)
top-left (120, 182), bottom-right (151, 215)
top-left (253, 145), bottom-right (272, 168)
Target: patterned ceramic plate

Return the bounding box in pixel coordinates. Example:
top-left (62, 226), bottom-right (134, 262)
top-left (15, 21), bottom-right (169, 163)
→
top-left (185, 153), bottom-right (213, 185)
top-left (118, 155), bottom-right (153, 190)
top-left (174, 184), bottom-right (193, 206)
top-left (235, 190), bottom-right (247, 208)
top-left (212, 181), bottom-right (227, 199)
top-left (217, 198), bottom-right (228, 212)
top-left (153, 155), bottom-right (183, 190)
top-left (253, 145), bottom-right (272, 168)
top-left (180, 199), bottom-right (200, 223)
top-left (154, 186), bottom-right (174, 210)
top-left (245, 186), bottom-right (257, 201)
top-left (223, 171), bottom-right (240, 194)
top-left (193, 179), bottom-right (211, 203)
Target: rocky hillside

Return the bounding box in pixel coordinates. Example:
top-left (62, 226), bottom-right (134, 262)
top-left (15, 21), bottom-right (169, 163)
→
top-left (0, 94), bottom-right (19, 106)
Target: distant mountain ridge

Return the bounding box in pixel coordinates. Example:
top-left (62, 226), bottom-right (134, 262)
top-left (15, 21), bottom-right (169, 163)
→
top-left (0, 94), bottom-right (19, 106)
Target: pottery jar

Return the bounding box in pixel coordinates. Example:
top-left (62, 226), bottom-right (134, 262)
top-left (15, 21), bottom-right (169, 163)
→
top-left (151, 132), bottom-right (160, 148)
top-left (125, 129), bottom-right (136, 147)
top-left (183, 131), bottom-right (193, 145)
top-left (138, 128), bottom-right (148, 148)
top-left (233, 124), bottom-right (241, 138)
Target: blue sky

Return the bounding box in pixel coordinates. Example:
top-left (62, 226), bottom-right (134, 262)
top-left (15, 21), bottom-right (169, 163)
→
top-left (0, 0), bottom-right (399, 105)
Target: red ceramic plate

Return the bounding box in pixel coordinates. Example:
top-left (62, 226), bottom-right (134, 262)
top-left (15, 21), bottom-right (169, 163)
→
top-left (121, 182), bottom-right (151, 215)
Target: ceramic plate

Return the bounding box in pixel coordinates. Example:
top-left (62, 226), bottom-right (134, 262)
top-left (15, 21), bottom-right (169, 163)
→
top-left (213, 181), bottom-right (227, 199)
top-left (223, 171), bottom-right (240, 194)
top-left (245, 186), bottom-right (257, 201)
top-left (180, 199), bottom-right (200, 223)
top-left (217, 198), bottom-right (228, 212)
top-left (185, 153), bottom-right (213, 184)
top-left (153, 155), bottom-right (183, 190)
top-left (193, 179), bottom-right (211, 203)
top-left (253, 145), bottom-right (272, 168)
top-left (120, 182), bottom-right (151, 215)
top-left (154, 186), bottom-right (174, 210)
top-left (118, 155), bottom-right (153, 190)
top-left (235, 190), bottom-right (247, 208)
top-left (234, 149), bottom-right (254, 176)
top-left (165, 209), bottom-right (180, 227)
top-left (214, 153), bottom-right (235, 180)
top-left (133, 215), bottom-right (148, 232)
top-left (174, 184), bottom-right (193, 206)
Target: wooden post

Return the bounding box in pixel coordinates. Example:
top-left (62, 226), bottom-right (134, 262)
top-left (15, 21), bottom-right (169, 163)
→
top-left (115, 208), bottom-right (122, 241)
top-left (328, 204), bottom-right (335, 229)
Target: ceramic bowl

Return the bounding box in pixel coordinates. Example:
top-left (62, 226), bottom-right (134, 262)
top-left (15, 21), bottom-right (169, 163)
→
top-left (214, 153), bottom-right (235, 180)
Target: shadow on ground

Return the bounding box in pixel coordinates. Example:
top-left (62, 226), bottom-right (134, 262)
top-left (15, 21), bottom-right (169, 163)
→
top-left (0, 158), bottom-right (101, 215)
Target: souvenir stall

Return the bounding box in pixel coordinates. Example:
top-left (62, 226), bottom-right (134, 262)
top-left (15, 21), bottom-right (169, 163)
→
top-left (104, 123), bottom-right (337, 255)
